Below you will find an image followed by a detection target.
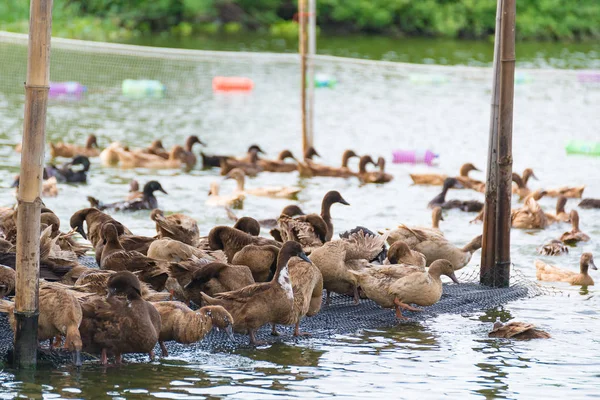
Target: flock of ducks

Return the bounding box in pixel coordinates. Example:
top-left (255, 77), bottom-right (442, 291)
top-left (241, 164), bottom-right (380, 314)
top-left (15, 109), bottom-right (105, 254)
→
top-left (2, 136), bottom-right (599, 364)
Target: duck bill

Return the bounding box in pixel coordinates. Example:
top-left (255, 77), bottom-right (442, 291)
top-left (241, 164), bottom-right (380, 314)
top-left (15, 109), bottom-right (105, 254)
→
top-left (299, 252), bottom-right (311, 264)
top-left (339, 197), bottom-right (350, 206)
top-left (72, 350), bottom-right (82, 367)
top-left (225, 325), bottom-right (235, 341)
top-left (531, 173), bottom-right (538, 180)
top-left (159, 188), bottom-right (168, 195)
top-left (590, 260), bottom-right (598, 271)
top-left (448, 272), bottom-right (459, 284)
top-left (10, 178), bottom-right (19, 188)
top-left (75, 225), bottom-right (87, 240)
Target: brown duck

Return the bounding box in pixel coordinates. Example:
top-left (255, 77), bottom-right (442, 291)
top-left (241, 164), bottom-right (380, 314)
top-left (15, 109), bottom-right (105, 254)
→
top-left (384, 241), bottom-right (426, 267)
top-left (535, 253), bottom-right (596, 286)
top-left (150, 209), bottom-right (200, 246)
top-left (257, 150), bottom-right (298, 173)
top-left (488, 320), bottom-right (550, 339)
top-left (201, 241), bottom-right (310, 345)
top-left (208, 225), bottom-right (281, 262)
top-left (233, 216), bottom-right (261, 236)
top-left (545, 196), bottom-right (570, 224)
top-left (50, 134), bottom-right (100, 159)
top-left (231, 244), bottom-right (280, 282)
top-left (74, 269), bottom-right (170, 302)
top-left (137, 139), bottom-right (169, 159)
top-left (152, 302), bottom-right (234, 356)
top-left (79, 271), bottom-right (161, 364)
top-left (560, 210), bottom-right (590, 244)
top-left (70, 207), bottom-right (132, 249)
top-left (305, 149), bottom-right (359, 178)
top-left (409, 162), bottom-right (480, 186)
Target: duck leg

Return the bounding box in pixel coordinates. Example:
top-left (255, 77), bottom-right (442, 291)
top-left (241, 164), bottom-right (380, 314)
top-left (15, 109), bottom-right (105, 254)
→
top-left (115, 354), bottom-right (123, 364)
top-left (101, 348), bottom-right (108, 365)
top-left (270, 324), bottom-right (280, 336)
top-left (325, 289), bottom-right (331, 306)
top-left (149, 350), bottom-right (155, 361)
top-left (159, 341), bottom-right (169, 357)
top-left (249, 329), bottom-right (266, 346)
top-left (393, 298), bottom-right (409, 320)
top-left (293, 322), bottom-right (310, 337)
top-left (353, 286), bottom-right (360, 305)
top-left (394, 297), bottom-right (422, 312)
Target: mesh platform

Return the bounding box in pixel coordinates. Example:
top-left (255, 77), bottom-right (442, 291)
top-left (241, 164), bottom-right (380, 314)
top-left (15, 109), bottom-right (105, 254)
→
top-left (0, 257), bottom-right (552, 366)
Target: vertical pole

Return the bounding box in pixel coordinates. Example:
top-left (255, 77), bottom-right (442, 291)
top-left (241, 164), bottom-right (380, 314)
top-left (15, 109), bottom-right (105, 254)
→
top-left (480, 0), bottom-right (503, 286)
top-left (493, 0), bottom-right (516, 287)
top-left (14, 0), bottom-right (53, 368)
top-left (306, 0), bottom-right (316, 147)
top-left (299, 0), bottom-right (309, 154)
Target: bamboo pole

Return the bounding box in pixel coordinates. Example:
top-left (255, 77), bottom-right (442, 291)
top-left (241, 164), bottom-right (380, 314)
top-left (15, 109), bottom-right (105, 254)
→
top-left (14, 0), bottom-right (53, 368)
top-left (306, 0), bottom-right (316, 147)
top-left (299, 0), bottom-right (309, 154)
top-left (480, 0), bottom-right (503, 286)
top-left (493, 0), bottom-right (516, 287)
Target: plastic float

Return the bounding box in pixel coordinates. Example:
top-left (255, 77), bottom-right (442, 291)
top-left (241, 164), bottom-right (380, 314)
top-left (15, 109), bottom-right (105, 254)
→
top-left (314, 74), bottom-right (337, 88)
top-left (212, 77), bottom-right (254, 92)
top-left (49, 82), bottom-right (86, 98)
top-left (565, 140), bottom-right (600, 156)
top-left (392, 149), bottom-right (439, 166)
top-left (409, 74), bottom-right (449, 84)
top-left (577, 72), bottom-right (600, 84)
top-left (122, 79), bottom-right (166, 98)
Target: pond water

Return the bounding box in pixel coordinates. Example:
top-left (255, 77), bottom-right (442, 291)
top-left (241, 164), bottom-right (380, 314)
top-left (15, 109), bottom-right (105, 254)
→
top-left (0, 35), bottom-right (599, 398)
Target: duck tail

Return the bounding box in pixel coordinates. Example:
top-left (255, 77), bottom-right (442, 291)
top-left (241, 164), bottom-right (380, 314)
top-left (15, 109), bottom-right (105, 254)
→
top-left (0, 298), bottom-right (14, 314)
top-left (87, 196), bottom-right (101, 208)
top-left (397, 224), bottom-right (426, 242)
top-left (200, 292), bottom-right (224, 307)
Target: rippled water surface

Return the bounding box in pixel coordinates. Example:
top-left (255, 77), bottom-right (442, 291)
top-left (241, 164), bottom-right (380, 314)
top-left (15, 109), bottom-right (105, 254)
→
top-left (0, 37), bottom-right (599, 398)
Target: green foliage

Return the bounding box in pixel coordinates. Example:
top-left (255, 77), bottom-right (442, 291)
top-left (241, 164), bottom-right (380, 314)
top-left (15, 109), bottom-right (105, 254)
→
top-left (0, 0), bottom-right (598, 40)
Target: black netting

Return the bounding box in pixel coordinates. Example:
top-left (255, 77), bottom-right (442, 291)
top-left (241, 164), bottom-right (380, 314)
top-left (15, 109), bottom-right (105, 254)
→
top-left (0, 257), bottom-right (557, 366)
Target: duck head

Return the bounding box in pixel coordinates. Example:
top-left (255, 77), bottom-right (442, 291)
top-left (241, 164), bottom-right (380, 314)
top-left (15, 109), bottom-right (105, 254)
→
top-left (459, 163), bottom-right (481, 177)
top-left (278, 241), bottom-right (311, 266)
top-left (569, 209), bottom-right (580, 230)
top-left (530, 189), bottom-right (547, 201)
top-left (428, 259), bottom-right (459, 283)
top-left (224, 168), bottom-right (246, 190)
top-left (278, 150), bottom-right (296, 162)
top-left (443, 177), bottom-right (464, 191)
top-left (186, 135), bottom-right (205, 151)
top-left (281, 205), bottom-right (305, 217)
top-left (387, 241), bottom-right (412, 264)
top-left (10, 175), bottom-right (19, 188)
top-left (580, 253), bottom-right (597, 274)
top-left (358, 155), bottom-right (375, 173)
top-left (65, 325), bottom-right (83, 367)
top-left (70, 208), bottom-right (92, 239)
top-left (432, 207), bottom-right (444, 228)
top-left (202, 305), bottom-right (234, 340)
top-left (69, 155), bottom-right (91, 172)
top-left (149, 208), bottom-right (165, 222)
top-left (556, 196), bottom-right (567, 215)
top-left (512, 172), bottom-right (525, 188)
top-left (150, 139), bottom-right (165, 150)
top-left (341, 150), bottom-right (358, 168)
top-left (322, 190), bottom-right (350, 209)
top-left (129, 179), bottom-right (140, 193)
top-left (143, 181), bottom-right (168, 196)
top-left (107, 270), bottom-right (143, 300)
top-left (86, 134), bottom-right (99, 149)
top-left (522, 168), bottom-right (537, 184)
top-left (101, 223), bottom-right (121, 246)
top-left (248, 145), bottom-right (265, 155)
top-left (208, 181), bottom-right (220, 196)
top-left (233, 217), bottom-right (261, 236)
top-left (304, 146), bottom-right (320, 160)
top-left (376, 157), bottom-right (386, 172)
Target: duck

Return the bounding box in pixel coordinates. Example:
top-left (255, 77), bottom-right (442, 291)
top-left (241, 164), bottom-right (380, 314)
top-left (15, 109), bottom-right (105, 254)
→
top-left (409, 162), bottom-right (480, 186)
top-left (309, 230), bottom-right (387, 304)
top-left (150, 209), bottom-right (200, 246)
top-left (545, 185), bottom-right (585, 199)
top-left (430, 206), bottom-right (445, 231)
top-left (206, 181), bottom-right (245, 209)
top-left (257, 150), bottom-right (298, 173)
top-left (233, 216), bottom-right (261, 236)
top-left (136, 139), bottom-right (169, 159)
top-left (384, 241), bottom-right (426, 267)
top-left (231, 244), bottom-right (280, 282)
top-left (100, 224), bottom-right (169, 291)
top-left (79, 271), bottom-right (161, 364)
top-left (225, 168), bottom-right (301, 199)
top-left (0, 265), bottom-right (15, 297)
top-left (116, 145), bottom-right (191, 170)
top-left (126, 179), bottom-right (142, 201)
top-left (201, 144), bottom-right (264, 170)
top-left (296, 146), bottom-right (323, 178)
top-left (545, 196), bottom-right (570, 224)
top-left (11, 173), bottom-right (59, 198)
top-left (151, 302), bottom-right (233, 356)
top-left (147, 238), bottom-right (225, 263)
top-left (387, 227), bottom-right (482, 270)
top-left (49, 134), bottom-right (100, 159)
top-left (46, 155), bottom-right (90, 183)
top-left (94, 232), bottom-right (156, 266)
top-left (302, 149), bottom-right (359, 178)
top-left (357, 156), bottom-right (393, 184)
top-left (99, 142), bottom-right (124, 167)
top-left (428, 178), bottom-right (483, 212)
top-left (512, 168), bottom-right (537, 199)
top-left (201, 241), bottom-right (310, 345)
top-left (455, 163), bottom-right (484, 190)
top-left (511, 190), bottom-right (549, 229)
top-left (220, 147), bottom-right (263, 177)
top-left (87, 180), bottom-right (167, 212)
top-left (73, 269), bottom-right (170, 302)
top-left (578, 198), bottom-right (600, 209)
top-left (537, 239), bottom-right (569, 256)
top-left (170, 260), bottom-right (255, 303)
top-left (339, 226), bottom-right (387, 264)
top-left (488, 320), bottom-right (550, 339)
top-left (0, 282), bottom-right (86, 366)
top-left (39, 211), bottom-right (91, 257)
top-left (350, 259), bottom-right (459, 319)
top-left (208, 225), bottom-right (281, 262)
top-left (535, 252), bottom-right (596, 286)
top-left (560, 210), bottom-right (590, 244)
top-left (180, 135), bottom-right (205, 171)
top-left (261, 205), bottom-right (305, 241)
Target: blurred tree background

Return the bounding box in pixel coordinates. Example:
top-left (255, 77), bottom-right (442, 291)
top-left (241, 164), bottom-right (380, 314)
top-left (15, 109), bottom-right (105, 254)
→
top-left (1, 0), bottom-right (598, 42)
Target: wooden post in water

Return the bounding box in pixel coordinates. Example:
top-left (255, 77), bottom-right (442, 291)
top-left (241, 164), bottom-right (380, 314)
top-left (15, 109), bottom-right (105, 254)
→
top-left (480, 0), bottom-right (503, 286)
top-left (298, 0), bottom-right (309, 154)
top-left (306, 0), bottom-right (316, 147)
top-left (14, 0), bottom-right (53, 368)
top-left (481, 0), bottom-right (515, 287)
top-left (493, 0), bottom-right (516, 287)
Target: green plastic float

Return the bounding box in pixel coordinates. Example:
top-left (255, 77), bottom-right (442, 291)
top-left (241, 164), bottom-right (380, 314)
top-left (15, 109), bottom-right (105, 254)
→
top-left (565, 140), bottom-right (600, 156)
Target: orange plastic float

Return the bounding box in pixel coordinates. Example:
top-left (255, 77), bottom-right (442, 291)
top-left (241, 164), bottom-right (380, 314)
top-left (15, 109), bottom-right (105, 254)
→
top-left (212, 76), bottom-right (254, 92)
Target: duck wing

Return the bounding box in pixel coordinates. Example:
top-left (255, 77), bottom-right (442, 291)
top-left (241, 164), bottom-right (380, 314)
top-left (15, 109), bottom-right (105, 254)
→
top-left (342, 230), bottom-right (387, 262)
top-left (213, 282), bottom-right (271, 303)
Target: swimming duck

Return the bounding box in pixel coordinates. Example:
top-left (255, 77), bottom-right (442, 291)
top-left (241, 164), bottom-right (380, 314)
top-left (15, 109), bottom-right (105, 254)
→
top-left (511, 168), bottom-right (537, 199)
top-left (545, 196), bottom-right (570, 224)
top-left (511, 190), bottom-right (549, 229)
top-left (137, 139), bottom-right (169, 159)
top-left (409, 163), bottom-right (480, 186)
top-left (180, 135), bottom-right (205, 171)
top-left (151, 302), bottom-right (233, 356)
top-left (50, 134), bottom-right (100, 159)
top-left (535, 252), bottom-right (596, 286)
top-left (11, 171), bottom-right (59, 198)
top-left (150, 209), bottom-right (200, 246)
top-left (220, 147), bottom-right (263, 177)
top-left (46, 155), bottom-right (90, 183)
top-left (80, 271), bottom-right (161, 364)
top-left (387, 227), bottom-right (482, 270)
top-left (428, 178), bottom-right (483, 212)
top-left (560, 210), bottom-right (590, 244)
top-left (100, 224), bottom-right (169, 291)
top-left (233, 216), bottom-right (261, 236)
top-left (578, 198), bottom-right (600, 209)
top-left (537, 239), bottom-right (569, 256)
top-left (201, 241), bottom-right (310, 345)
top-left (350, 259), bottom-right (458, 319)
top-left (296, 147), bottom-right (322, 178)
top-left (206, 181), bottom-right (245, 209)
top-left (309, 230), bottom-right (387, 304)
top-left (488, 320), bottom-right (550, 339)
top-left (170, 260), bottom-right (255, 303)
top-left (545, 185), bottom-right (585, 199)
top-left (87, 180), bottom-right (168, 212)
top-left (225, 168), bottom-right (301, 199)
top-left (257, 150), bottom-right (298, 173)
top-left (201, 144), bottom-right (264, 170)
top-left (303, 149), bottom-right (359, 178)
top-left (384, 241), bottom-right (426, 267)
top-left (0, 282), bottom-right (86, 366)
top-left (430, 207), bottom-right (445, 231)
top-left (99, 142), bottom-right (124, 167)
top-left (454, 163), bottom-right (483, 190)
top-left (357, 156), bottom-right (393, 184)
top-left (208, 226), bottom-right (281, 262)
top-left (116, 145), bottom-right (191, 170)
